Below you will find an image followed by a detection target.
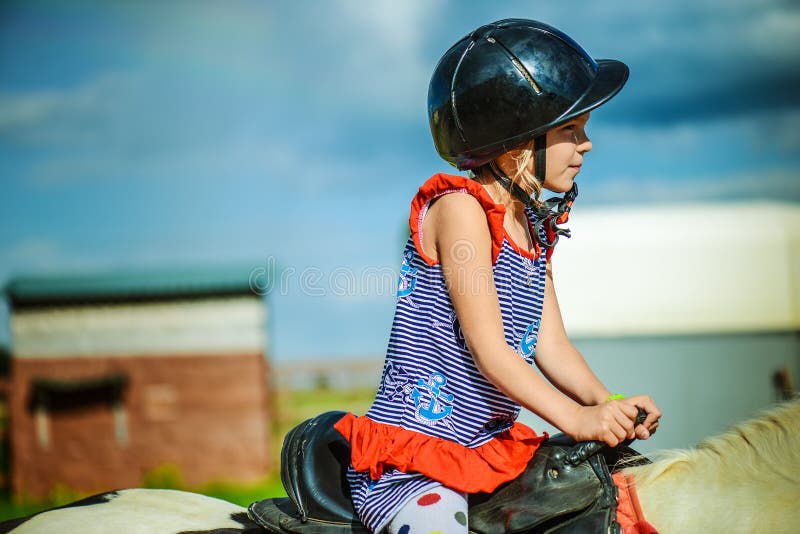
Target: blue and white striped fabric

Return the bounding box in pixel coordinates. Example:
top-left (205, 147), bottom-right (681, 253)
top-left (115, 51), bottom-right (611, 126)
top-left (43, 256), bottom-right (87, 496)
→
top-left (348, 174), bottom-right (550, 532)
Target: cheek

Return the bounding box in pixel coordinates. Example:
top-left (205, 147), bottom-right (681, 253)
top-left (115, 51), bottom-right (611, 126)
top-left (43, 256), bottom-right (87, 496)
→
top-left (545, 145), bottom-right (573, 172)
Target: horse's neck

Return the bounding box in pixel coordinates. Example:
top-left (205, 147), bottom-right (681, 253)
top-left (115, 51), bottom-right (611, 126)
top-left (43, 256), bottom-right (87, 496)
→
top-left (633, 463), bottom-right (800, 534)
top-left (629, 460), bottom-right (781, 533)
top-left (627, 400), bottom-right (800, 534)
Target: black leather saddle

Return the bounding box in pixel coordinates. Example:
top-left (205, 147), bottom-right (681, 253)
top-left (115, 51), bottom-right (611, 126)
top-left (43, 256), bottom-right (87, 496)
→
top-left (249, 411), bottom-right (367, 533)
top-left (248, 411), bottom-right (647, 533)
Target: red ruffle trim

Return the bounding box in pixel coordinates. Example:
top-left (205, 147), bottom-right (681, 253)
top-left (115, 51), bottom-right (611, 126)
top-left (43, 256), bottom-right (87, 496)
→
top-left (545, 217), bottom-right (557, 262)
top-left (334, 412), bottom-right (546, 494)
top-left (409, 173), bottom-right (507, 266)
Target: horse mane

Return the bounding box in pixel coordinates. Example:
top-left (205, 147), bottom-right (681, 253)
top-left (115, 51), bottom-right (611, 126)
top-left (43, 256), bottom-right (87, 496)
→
top-left (625, 397), bottom-right (800, 490)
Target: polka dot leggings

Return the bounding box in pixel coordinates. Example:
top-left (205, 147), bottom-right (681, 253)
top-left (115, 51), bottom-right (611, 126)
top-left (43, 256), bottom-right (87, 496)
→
top-left (384, 485), bottom-right (468, 534)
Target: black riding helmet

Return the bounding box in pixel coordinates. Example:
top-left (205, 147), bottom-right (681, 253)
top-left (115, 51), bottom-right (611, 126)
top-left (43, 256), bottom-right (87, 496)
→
top-left (428, 18), bottom-right (629, 172)
top-left (428, 19), bottom-right (629, 249)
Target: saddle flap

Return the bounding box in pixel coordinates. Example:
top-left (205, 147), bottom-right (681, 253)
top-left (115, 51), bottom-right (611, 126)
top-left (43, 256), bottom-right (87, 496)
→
top-left (468, 434), bottom-right (605, 534)
top-left (280, 411), bottom-right (360, 525)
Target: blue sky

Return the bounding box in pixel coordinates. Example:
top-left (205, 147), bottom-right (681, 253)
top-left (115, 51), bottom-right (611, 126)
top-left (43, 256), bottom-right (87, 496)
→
top-left (1, 0), bottom-right (799, 361)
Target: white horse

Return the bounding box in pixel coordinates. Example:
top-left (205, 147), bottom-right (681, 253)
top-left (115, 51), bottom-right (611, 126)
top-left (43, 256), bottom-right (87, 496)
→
top-left (0, 489), bottom-right (260, 533)
top-left (2, 398), bottom-right (798, 533)
top-left (626, 397), bottom-right (800, 533)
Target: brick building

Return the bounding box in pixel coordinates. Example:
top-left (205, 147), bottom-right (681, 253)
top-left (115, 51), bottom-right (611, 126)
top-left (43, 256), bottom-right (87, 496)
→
top-left (4, 266), bottom-right (271, 498)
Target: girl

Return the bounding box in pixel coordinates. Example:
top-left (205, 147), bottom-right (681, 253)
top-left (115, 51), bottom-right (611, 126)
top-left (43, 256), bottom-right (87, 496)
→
top-left (335, 18), bottom-right (662, 533)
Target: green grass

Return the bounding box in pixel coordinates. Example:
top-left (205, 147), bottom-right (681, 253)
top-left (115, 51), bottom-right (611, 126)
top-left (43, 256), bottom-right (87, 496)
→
top-left (0, 497), bottom-right (55, 524)
top-left (0, 387), bottom-right (375, 522)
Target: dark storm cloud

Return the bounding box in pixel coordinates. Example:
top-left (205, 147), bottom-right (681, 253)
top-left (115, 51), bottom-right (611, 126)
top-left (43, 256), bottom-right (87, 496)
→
top-left (463, 0), bottom-right (800, 125)
top-left (615, 69), bottom-right (800, 124)
top-left (573, 0), bottom-right (800, 124)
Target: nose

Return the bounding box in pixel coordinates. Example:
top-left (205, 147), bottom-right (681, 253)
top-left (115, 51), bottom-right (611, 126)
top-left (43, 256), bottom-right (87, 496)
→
top-left (576, 128), bottom-right (592, 154)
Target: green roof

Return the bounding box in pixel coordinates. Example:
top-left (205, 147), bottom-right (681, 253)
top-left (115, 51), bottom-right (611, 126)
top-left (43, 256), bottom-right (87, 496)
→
top-left (4, 264), bottom-right (271, 307)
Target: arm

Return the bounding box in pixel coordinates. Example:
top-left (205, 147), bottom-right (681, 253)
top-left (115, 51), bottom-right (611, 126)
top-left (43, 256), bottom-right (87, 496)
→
top-left (534, 262), bottom-right (610, 406)
top-left (424, 193), bottom-right (637, 445)
top-left (536, 263), bottom-right (662, 438)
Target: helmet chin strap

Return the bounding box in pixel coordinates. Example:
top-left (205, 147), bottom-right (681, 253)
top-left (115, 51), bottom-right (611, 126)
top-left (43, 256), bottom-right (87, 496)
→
top-left (534, 133), bottom-right (547, 191)
top-left (486, 162), bottom-right (532, 206)
top-left (534, 183), bottom-right (578, 250)
top-left (482, 133), bottom-right (579, 251)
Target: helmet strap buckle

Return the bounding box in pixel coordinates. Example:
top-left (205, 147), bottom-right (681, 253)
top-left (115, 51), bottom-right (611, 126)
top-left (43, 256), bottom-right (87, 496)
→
top-left (480, 156), bottom-right (579, 253)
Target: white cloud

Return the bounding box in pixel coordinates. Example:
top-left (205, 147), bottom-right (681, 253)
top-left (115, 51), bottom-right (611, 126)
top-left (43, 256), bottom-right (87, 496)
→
top-left (0, 73), bottom-right (137, 144)
top-left (336, 0), bottom-right (436, 52)
top-left (1, 2), bottom-right (449, 190)
top-left (287, 0), bottom-right (447, 117)
top-left (745, 6), bottom-right (800, 62)
top-left (4, 237), bottom-right (63, 263)
top-left (130, 2), bottom-right (279, 79)
top-left (0, 237), bottom-right (69, 283)
top-left (120, 1), bottom-right (446, 118)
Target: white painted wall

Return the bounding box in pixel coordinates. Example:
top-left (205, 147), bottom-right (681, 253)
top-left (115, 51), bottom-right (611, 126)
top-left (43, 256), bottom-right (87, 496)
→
top-left (11, 296), bottom-right (267, 358)
top-left (551, 202), bottom-right (800, 336)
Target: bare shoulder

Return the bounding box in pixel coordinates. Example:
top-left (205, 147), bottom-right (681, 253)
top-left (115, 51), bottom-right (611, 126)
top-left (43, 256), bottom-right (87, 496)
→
top-left (422, 191), bottom-right (491, 262)
top-left (426, 191), bottom-right (487, 227)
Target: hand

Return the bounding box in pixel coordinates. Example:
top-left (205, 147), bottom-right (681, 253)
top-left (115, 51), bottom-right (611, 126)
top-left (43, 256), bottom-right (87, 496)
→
top-left (568, 401), bottom-right (639, 447)
top-left (621, 395), bottom-right (661, 439)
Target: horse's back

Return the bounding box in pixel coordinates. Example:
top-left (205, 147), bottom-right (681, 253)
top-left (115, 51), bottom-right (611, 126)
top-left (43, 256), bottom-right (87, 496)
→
top-left (0, 488), bottom-right (262, 534)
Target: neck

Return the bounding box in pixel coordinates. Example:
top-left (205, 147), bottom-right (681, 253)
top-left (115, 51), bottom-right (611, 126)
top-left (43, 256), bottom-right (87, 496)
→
top-left (473, 169), bottom-right (528, 215)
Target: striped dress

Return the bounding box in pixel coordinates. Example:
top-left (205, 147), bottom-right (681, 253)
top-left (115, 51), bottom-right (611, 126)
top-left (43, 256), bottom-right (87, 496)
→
top-left (335, 173), bottom-right (553, 532)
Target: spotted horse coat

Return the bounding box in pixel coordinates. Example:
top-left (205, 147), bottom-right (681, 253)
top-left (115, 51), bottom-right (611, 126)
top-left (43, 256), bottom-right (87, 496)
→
top-left (0, 488), bottom-right (264, 534)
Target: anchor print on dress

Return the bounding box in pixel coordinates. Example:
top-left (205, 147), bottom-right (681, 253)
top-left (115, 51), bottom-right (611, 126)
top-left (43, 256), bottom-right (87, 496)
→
top-left (412, 372), bottom-right (454, 425)
top-left (378, 361), bottom-right (413, 400)
top-left (519, 319), bottom-right (540, 359)
top-left (521, 257), bottom-right (538, 287)
top-left (397, 250), bottom-right (418, 298)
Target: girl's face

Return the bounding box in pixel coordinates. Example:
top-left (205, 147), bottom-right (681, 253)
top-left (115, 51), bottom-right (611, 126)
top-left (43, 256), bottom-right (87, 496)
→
top-left (542, 113), bottom-right (592, 193)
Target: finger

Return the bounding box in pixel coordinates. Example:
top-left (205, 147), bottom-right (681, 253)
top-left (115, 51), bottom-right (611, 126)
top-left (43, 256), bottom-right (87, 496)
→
top-left (612, 407), bottom-right (635, 433)
top-left (632, 396), bottom-right (660, 418)
top-left (616, 401), bottom-right (639, 420)
top-left (610, 420), bottom-right (629, 443)
top-left (617, 414), bottom-right (636, 440)
top-left (649, 420), bottom-right (659, 434)
top-left (634, 424), bottom-right (650, 440)
top-left (625, 396), bottom-right (661, 427)
top-left (603, 431), bottom-right (620, 448)
top-left (642, 408), bottom-right (661, 430)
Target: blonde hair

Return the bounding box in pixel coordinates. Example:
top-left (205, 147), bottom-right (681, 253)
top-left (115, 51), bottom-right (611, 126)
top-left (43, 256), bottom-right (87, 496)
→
top-left (507, 138), bottom-right (542, 203)
top-left (470, 138), bottom-right (545, 208)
